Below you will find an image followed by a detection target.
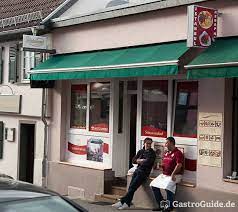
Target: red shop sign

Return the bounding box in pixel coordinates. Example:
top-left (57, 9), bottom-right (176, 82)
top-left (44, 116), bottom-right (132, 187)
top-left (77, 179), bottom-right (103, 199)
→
top-left (187, 5), bottom-right (218, 48)
top-left (142, 126), bottom-right (167, 138)
top-left (90, 123), bottom-right (109, 133)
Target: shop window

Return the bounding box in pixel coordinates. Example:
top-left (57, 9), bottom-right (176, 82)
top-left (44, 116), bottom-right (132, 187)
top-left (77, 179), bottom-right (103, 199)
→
top-left (173, 81), bottom-right (198, 138)
top-left (127, 80), bottom-right (137, 91)
top-left (70, 84), bottom-right (87, 129)
top-left (89, 82), bottom-right (110, 133)
top-left (141, 80), bottom-right (168, 138)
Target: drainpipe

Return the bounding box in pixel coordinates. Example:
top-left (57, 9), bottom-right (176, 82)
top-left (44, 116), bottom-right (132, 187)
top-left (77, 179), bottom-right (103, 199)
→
top-left (41, 88), bottom-right (48, 188)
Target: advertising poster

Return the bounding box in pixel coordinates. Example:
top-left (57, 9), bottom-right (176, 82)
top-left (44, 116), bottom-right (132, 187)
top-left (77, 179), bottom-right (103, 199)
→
top-left (154, 143), bottom-right (165, 170)
top-left (187, 5), bottom-right (218, 48)
top-left (67, 134), bottom-right (109, 164)
top-left (198, 112), bottom-right (222, 167)
top-left (86, 138), bottom-right (104, 162)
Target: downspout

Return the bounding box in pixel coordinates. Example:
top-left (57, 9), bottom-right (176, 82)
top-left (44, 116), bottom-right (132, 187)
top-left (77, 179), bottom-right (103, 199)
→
top-left (41, 88), bottom-right (48, 188)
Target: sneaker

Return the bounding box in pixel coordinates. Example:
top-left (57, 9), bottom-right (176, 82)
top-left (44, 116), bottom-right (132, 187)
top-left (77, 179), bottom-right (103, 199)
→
top-left (112, 201), bottom-right (123, 208)
top-left (118, 203), bottom-right (129, 210)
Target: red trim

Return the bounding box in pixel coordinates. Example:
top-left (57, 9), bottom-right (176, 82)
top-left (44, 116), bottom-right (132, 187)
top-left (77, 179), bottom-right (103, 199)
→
top-left (142, 126), bottom-right (167, 138)
top-left (71, 84), bottom-right (87, 92)
top-left (173, 133), bottom-right (197, 138)
top-left (185, 158), bottom-right (197, 171)
top-left (68, 143), bottom-right (87, 155)
top-left (103, 143), bottom-right (109, 154)
top-left (90, 123), bottom-right (109, 133)
top-left (177, 82), bottom-right (198, 92)
top-left (68, 142), bottom-right (109, 155)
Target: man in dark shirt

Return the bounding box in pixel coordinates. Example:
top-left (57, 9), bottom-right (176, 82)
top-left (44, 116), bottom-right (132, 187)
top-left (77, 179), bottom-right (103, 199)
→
top-left (112, 137), bottom-right (156, 210)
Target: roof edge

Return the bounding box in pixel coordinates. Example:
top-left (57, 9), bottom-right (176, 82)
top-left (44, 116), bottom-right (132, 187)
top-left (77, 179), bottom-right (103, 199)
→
top-left (42, 0), bottom-right (78, 24)
top-left (51, 0), bottom-right (209, 28)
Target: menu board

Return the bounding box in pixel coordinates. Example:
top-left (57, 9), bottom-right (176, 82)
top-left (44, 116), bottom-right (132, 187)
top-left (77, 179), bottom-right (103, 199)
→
top-left (198, 112), bottom-right (222, 167)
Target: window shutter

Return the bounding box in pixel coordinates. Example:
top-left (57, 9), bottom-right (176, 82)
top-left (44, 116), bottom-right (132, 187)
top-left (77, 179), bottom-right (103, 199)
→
top-left (0, 121), bottom-right (4, 159)
top-left (35, 52), bottom-right (43, 67)
top-left (9, 45), bottom-right (19, 83)
top-left (0, 47), bottom-right (3, 84)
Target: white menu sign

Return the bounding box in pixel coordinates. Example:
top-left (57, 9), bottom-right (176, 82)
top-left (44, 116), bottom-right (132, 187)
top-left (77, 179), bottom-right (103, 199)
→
top-left (198, 112), bottom-right (222, 167)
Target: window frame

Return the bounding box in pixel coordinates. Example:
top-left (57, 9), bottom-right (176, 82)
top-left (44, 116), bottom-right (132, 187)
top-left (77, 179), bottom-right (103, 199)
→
top-left (172, 80), bottom-right (198, 145)
top-left (70, 84), bottom-right (88, 130)
top-left (68, 80), bottom-right (112, 136)
top-left (21, 50), bottom-right (35, 82)
top-left (19, 46), bottom-right (48, 83)
top-left (141, 79), bottom-right (169, 139)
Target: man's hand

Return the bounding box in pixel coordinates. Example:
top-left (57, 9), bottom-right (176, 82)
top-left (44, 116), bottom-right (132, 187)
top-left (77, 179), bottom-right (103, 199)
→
top-left (136, 159), bottom-right (145, 164)
top-left (171, 174), bottom-right (176, 182)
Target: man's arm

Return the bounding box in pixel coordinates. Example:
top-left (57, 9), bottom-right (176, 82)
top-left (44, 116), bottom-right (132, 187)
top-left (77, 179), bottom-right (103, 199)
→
top-left (171, 151), bottom-right (184, 181)
top-left (132, 150), bottom-right (143, 164)
top-left (141, 150), bottom-right (156, 167)
top-left (171, 163), bottom-right (182, 181)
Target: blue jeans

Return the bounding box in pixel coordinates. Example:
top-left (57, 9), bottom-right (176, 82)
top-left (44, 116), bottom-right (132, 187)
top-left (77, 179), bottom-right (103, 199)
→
top-left (151, 186), bottom-right (175, 209)
top-left (120, 170), bottom-right (147, 206)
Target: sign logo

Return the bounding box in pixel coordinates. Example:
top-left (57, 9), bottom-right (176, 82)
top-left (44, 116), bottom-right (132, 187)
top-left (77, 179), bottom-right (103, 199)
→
top-left (187, 5), bottom-right (218, 48)
top-left (23, 35), bottom-right (47, 50)
top-left (160, 200), bottom-right (170, 209)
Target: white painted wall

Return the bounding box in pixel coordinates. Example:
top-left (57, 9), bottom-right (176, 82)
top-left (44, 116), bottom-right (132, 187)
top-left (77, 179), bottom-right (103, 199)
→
top-left (0, 40), bottom-right (51, 186)
top-left (0, 115), bottom-right (44, 185)
top-left (0, 43), bottom-right (43, 117)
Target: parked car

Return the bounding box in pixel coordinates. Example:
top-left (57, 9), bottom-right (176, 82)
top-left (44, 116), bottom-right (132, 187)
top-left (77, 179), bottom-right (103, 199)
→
top-left (0, 173), bottom-right (14, 179)
top-left (0, 177), bottom-right (88, 212)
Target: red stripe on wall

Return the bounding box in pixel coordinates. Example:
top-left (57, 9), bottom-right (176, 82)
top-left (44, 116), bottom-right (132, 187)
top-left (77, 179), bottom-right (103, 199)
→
top-left (68, 142), bottom-right (109, 155)
top-left (185, 158), bottom-right (197, 171)
top-left (103, 143), bottom-right (109, 154)
top-left (68, 142), bottom-right (87, 155)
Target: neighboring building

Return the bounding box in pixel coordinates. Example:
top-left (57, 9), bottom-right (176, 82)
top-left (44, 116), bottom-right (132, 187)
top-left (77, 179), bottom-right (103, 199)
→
top-left (0, 0), bottom-right (72, 186)
top-left (31, 0), bottom-right (238, 210)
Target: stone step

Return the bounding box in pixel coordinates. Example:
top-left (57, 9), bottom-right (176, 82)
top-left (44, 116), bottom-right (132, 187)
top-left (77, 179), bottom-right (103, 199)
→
top-left (112, 177), bottom-right (127, 187)
top-left (95, 194), bottom-right (122, 203)
top-left (111, 186), bottom-right (127, 196)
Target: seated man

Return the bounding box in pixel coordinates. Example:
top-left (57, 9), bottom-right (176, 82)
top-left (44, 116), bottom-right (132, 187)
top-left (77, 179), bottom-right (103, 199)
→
top-left (112, 137), bottom-right (156, 210)
top-left (150, 137), bottom-right (184, 212)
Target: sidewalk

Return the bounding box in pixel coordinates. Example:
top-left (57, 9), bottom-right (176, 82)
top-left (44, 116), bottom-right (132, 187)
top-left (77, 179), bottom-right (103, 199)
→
top-left (73, 199), bottom-right (152, 212)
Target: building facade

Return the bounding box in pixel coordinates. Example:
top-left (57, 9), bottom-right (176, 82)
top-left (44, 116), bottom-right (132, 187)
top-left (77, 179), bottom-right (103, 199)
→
top-left (0, 0), bottom-right (68, 186)
top-left (30, 0), bottom-right (238, 210)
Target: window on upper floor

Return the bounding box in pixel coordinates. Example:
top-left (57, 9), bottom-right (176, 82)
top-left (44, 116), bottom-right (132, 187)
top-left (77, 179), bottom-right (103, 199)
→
top-left (8, 44), bottom-right (48, 83)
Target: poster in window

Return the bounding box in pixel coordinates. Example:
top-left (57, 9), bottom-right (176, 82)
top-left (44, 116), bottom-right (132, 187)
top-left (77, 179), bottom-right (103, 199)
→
top-left (178, 92), bottom-right (188, 106)
top-left (87, 138), bottom-right (104, 162)
top-left (153, 143), bottom-right (165, 170)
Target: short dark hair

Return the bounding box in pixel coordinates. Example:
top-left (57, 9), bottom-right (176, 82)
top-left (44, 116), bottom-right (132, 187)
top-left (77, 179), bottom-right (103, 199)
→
top-left (166, 137), bottom-right (175, 145)
top-left (144, 137), bottom-right (153, 143)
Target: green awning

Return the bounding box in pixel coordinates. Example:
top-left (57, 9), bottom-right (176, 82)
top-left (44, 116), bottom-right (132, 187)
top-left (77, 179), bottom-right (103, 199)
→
top-left (186, 37), bottom-right (238, 79)
top-left (30, 41), bottom-right (188, 80)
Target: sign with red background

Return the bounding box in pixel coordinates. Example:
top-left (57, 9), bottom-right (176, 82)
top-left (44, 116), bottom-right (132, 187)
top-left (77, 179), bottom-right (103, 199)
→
top-left (188, 5), bottom-right (218, 48)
